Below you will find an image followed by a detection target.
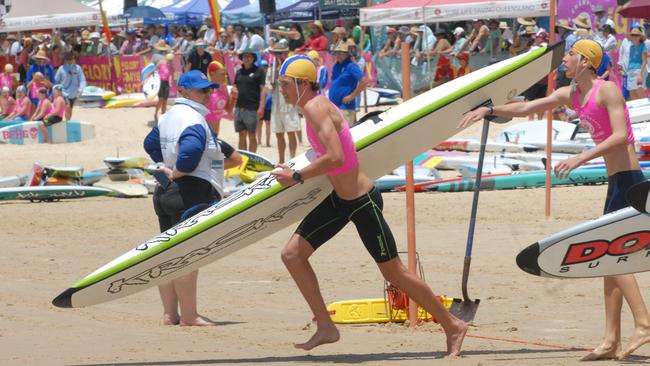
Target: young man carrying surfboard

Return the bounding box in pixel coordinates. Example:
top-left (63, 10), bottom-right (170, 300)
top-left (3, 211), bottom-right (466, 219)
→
top-left (271, 55), bottom-right (468, 357)
top-left (460, 39), bottom-right (650, 361)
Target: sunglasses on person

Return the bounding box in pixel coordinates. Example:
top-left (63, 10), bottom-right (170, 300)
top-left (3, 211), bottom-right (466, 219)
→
top-left (195, 87), bottom-right (213, 94)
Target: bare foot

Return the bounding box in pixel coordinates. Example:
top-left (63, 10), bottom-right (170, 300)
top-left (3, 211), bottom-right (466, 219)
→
top-left (294, 326), bottom-right (340, 350)
top-left (162, 314), bottom-right (180, 326)
top-left (444, 320), bottom-right (468, 358)
top-left (580, 342), bottom-right (620, 361)
top-left (618, 328), bottom-right (650, 360)
top-left (179, 315), bottom-right (218, 326)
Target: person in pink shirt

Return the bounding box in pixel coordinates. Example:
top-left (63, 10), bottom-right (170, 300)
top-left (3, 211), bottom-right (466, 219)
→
top-left (151, 53), bottom-right (174, 122)
top-left (297, 21), bottom-right (329, 52)
top-left (205, 60), bottom-right (235, 136)
top-left (31, 88), bottom-right (51, 122)
top-left (5, 85), bottom-right (31, 121)
top-left (26, 72), bottom-right (50, 116)
top-left (0, 86), bottom-right (16, 119)
top-left (0, 64), bottom-right (14, 93)
top-left (38, 85), bottom-right (65, 143)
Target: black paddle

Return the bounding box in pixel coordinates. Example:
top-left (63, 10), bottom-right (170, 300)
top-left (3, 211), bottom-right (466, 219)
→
top-left (450, 103), bottom-right (510, 322)
top-left (626, 180), bottom-right (650, 213)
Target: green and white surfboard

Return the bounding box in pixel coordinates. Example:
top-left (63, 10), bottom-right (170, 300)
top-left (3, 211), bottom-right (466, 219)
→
top-left (53, 44), bottom-right (565, 308)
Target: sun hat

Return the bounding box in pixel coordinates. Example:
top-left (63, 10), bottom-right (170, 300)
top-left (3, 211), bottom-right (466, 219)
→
top-left (238, 48), bottom-right (258, 61)
top-left (199, 25), bottom-right (209, 33)
top-left (332, 40), bottom-right (349, 53)
top-left (573, 12), bottom-right (592, 29)
top-left (33, 49), bottom-right (50, 62)
top-left (90, 32), bottom-right (100, 39)
top-left (556, 19), bottom-right (573, 30)
top-left (280, 54), bottom-right (317, 83)
top-left (499, 22), bottom-right (510, 30)
top-left (453, 27), bottom-right (465, 36)
top-left (6, 34), bottom-right (16, 41)
top-left (32, 33), bottom-right (45, 42)
top-left (409, 26), bottom-right (419, 36)
top-left (194, 39), bottom-right (207, 48)
top-left (177, 70), bottom-right (218, 89)
top-left (310, 20), bottom-right (325, 34)
top-left (517, 17), bottom-right (536, 26)
top-left (153, 40), bottom-right (171, 51)
top-left (629, 27), bottom-right (646, 41)
top-left (346, 38), bottom-right (357, 48)
top-left (269, 38), bottom-right (289, 53)
top-left (572, 39), bottom-right (603, 69)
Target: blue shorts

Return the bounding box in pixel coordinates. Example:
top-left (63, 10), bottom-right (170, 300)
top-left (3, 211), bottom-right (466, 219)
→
top-left (604, 170), bottom-right (646, 214)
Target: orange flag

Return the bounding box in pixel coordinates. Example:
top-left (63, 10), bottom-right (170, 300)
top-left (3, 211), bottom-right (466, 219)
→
top-left (98, 0), bottom-right (112, 45)
top-left (208, 0), bottom-right (221, 34)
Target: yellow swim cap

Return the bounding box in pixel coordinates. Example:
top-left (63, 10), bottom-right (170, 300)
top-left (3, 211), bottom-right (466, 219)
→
top-left (572, 39), bottom-right (603, 70)
top-left (307, 50), bottom-right (320, 61)
top-left (280, 55), bottom-right (317, 83)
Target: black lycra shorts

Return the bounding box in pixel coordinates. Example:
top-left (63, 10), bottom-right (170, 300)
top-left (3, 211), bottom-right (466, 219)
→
top-left (295, 186), bottom-right (398, 263)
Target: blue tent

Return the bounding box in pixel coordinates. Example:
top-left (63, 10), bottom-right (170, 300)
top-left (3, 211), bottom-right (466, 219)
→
top-left (160, 0), bottom-right (212, 25)
top-left (267, 0), bottom-right (357, 24)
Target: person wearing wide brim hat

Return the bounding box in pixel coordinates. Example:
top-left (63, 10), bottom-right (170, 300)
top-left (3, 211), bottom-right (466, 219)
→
top-left (573, 12), bottom-right (592, 30)
top-left (499, 22), bottom-right (510, 30)
top-left (237, 47), bottom-right (258, 61)
top-left (298, 20), bottom-right (329, 52)
top-left (153, 40), bottom-right (171, 52)
top-left (32, 49), bottom-right (50, 62)
top-left (555, 19), bottom-right (573, 32)
top-left (517, 17), bottom-right (536, 27)
top-left (26, 49), bottom-right (55, 86)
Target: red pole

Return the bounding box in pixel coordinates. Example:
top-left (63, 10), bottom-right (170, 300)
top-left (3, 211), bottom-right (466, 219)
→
top-left (401, 42), bottom-right (418, 327)
top-left (545, 0), bottom-right (556, 217)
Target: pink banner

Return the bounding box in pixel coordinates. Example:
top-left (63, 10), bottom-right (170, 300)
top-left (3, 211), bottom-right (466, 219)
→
top-left (558, 0), bottom-right (646, 39)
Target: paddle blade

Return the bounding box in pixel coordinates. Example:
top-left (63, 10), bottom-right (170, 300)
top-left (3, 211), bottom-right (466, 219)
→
top-left (626, 180), bottom-right (650, 213)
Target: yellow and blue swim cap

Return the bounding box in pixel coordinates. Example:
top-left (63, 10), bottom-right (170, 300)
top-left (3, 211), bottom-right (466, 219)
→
top-left (280, 55), bottom-right (317, 83)
top-left (572, 39), bottom-right (603, 70)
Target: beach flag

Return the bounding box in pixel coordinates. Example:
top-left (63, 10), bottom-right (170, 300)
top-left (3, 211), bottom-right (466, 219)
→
top-left (98, 0), bottom-right (112, 46)
top-left (208, 0), bottom-right (221, 33)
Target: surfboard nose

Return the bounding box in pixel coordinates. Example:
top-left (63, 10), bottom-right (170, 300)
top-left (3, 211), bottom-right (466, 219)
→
top-left (52, 288), bottom-right (76, 308)
top-left (516, 243), bottom-right (541, 276)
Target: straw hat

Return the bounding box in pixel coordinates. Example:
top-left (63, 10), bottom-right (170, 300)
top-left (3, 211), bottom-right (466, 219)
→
top-left (6, 34), bottom-right (16, 41)
top-left (517, 17), bottom-right (536, 26)
top-left (153, 40), bottom-right (171, 51)
top-left (194, 39), bottom-right (207, 48)
top-left (346, 38), bottom-right (357, 48)
top-left (555, 19), bottom-right (573, 30)
top-left (333, 27), bottom-right (346, 36)
top-left (499, 22), bottom-right (510, 30)
top-left (630, 27), bottom-right (646, 41)
top-left (524, 26), bottom-right (537, 35)
top-left (310, 20), bottom-right (325, 34)
top-left (409, 26), bottom-right (419, 36)
top-left (575, 28), bottom-right (593, 38)
top-left (332, 40), bottom-right (349, 53)
top-left (32, 33), bottom-right (45, 42)
top-left (573, 12), bottom-right (592, 30)
top-left (269, 38), bottom-right (289, 53)
top-left (32, 49), bottom-right (49, 62)
top-left (199, 25), bottom-right (209, 33)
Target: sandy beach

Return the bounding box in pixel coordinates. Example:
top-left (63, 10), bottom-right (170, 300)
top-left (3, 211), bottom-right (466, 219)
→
top-left (2, 105), bottom-right (650, 366)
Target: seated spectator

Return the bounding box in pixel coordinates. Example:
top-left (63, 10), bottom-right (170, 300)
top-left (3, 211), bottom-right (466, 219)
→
top-left (0, 86), bottom-right (15, 119)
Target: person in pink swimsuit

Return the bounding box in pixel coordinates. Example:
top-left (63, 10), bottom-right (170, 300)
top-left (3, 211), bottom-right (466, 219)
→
top-left (271, 55), bottom-right (468, 356)
top-left (205, 61), bottom-right (235, 136)
top-left (151, 53), bottom-right (174, 122)
top-left (0, 86), bottom-right (16, 119)
top-left (31, 88), bottom-right (52, 121)
top-left (5, 85), bottom-right (31, 121)
top-left (460, 39), bottom-right (650, 361)
top-left (38, 85), bottom-right (65, 143)
top-left (26, 72), bottom-right (50, 117)
top-left (0, 64), bottom-right (14, 93)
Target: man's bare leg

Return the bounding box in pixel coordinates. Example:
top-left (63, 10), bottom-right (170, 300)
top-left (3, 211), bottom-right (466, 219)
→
top-left (378, 257), bottom-right (468, 357)
top-left (287, 131), bottom-right (298, 159)
top-left (281, 235), bottom-right (340, 350)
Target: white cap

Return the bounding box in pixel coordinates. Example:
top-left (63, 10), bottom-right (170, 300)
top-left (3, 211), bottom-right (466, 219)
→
top-left (1, 86), bottom-right (9, 93)
top-left (453, 27), bottom-right (465, 36)
top-left (90, 32), bottom-right (100, 39)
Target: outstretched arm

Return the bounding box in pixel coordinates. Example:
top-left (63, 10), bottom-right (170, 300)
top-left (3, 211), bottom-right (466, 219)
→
top-left (458, 86), bottom-right (571, 128)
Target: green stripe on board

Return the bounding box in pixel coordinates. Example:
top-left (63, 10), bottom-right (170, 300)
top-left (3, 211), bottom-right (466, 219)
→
top-left (72, 46), bottom-right (551, 289)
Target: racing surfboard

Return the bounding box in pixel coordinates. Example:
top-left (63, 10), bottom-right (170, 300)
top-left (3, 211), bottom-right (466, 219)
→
top-left (53, 43), bottom-right (565, 308)
top-left (516, 207), bottom-right (650, 278)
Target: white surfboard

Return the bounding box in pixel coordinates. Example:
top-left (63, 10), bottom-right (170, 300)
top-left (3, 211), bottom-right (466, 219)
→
top-left (0, 121), bottom-right (95, 145)
top-left (517, 207), bottom-right (650, 278)
top-left (495, 120), bottom-right (578, 143)
top-left (52, 44), bottom-right (565, 308)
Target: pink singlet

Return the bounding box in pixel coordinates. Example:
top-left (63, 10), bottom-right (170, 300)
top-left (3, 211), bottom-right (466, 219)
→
top-left (1, 96), bottom-right (15, 114)
top-left (29, 81), bottom-right (45, 100)
top-left (571, 79), bottom-right (635, 144)
top-left (305, 102), bottom-right (359, 176)
top-left (17, 96), bottom-right (31, 118)
top-left (0, 73), bottom-right (13, 91)
top-left (48, 96), bottom-right (65, 118)
top-left (205, 86), bottom-right (232, 123)
top-left (158, 62), bottom-right (171, 81)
